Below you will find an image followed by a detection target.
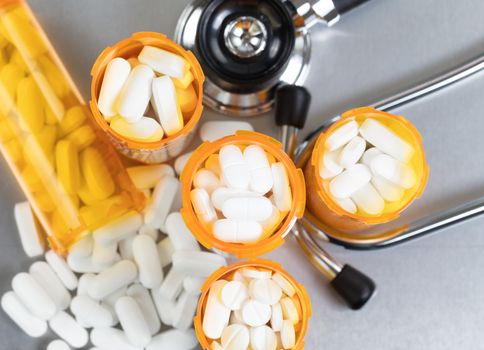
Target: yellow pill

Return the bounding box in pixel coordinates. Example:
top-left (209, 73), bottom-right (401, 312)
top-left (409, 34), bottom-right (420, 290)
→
top-left (9, 49), bottom-right (27, 73)
top-left (176, 84), bottom-right (197, 113)
top-left (55, 139), bottom-right (81, 194)
top-left (17, 76), bottom-right (45, 133)
top-left (44, 105), bottom-right (59, 125)
top-left (4, 138), bottom-right (23, 165)
top-left (0, 48), bottom-right (7, 66)
top-left (173, 69), bottom-right (194, 90)
top-left (80, 147), bottom-right (115, 200)
top-left (0, 63), bottom-right (24, 98)
top-left (51, 210), bottom-right (69, 236)
top-left (0, 118), bottom-right (20, 142)
top-left (78, 183), bottom-right (101, 206)
top-left (38, 55), bottom-right (69, 98)
top-left (59, 105), bottom-right (86, 136)
top-left (34, 125), bottom-right (57, 155)
top-left (66, 125), bottom-right (96, 150)
top-left (22, 164), bottom-right (43, 192)
top-left (79, 194), bottom-right (124, 228)
top-left (204, 154), bottom-right (221, 177)
top-left (35, 191), bottom-right (55, 213)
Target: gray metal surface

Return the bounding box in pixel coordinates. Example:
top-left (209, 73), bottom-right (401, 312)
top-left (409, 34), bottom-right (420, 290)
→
top-left (0, 0), bottom-right (483, 349)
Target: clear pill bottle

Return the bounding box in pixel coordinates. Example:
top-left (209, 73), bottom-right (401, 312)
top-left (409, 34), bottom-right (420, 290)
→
top-left (195, 259), bottom-right (312, 350)
top-left (90, 32), bottom-right (205, 164)
top-left (303, 107), bottom-right (429, 235)
top-left (0, 0), bottom-right (144, 254)
top-left (180, 131), bottom-right (306, 258)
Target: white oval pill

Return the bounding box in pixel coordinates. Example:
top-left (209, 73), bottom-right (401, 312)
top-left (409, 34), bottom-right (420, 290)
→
top-left (183, 276), bottom-right (205, 295)
top-left (151, 75), bottom-right (183, 136)
top-left (271, 273), bottom-right (295, 297)
top-left (127, 164), bottom-right (174, 190)
top-left (319, 148), bottom-right (343, 180)
top-left (241, 299), bottom-right (271, 327)
top-left (151, 289), bottom-right (176, 326)
top-left (249, 278), bottom-right (282, 305)
top-left (93, 210), bottom-right (143, 245)
top-left (49, 311), bottom-right (89, 348)
top-left (158, 269), bottom-right (185, 302)
top-left (138, 45), bottom-right (189, 79)
top-left (172, 291), bottom-right (198, 330)
top-left (219, 145), bottom-right (250, 190)
top-left (133, 234), bottom-right (163, 289)
top-left (338, 135), bottom-right (366, 168)
top-left (115, 296), bottom-right (151, 347)
top-left (29, 261), bottom-right (71, 311)
top-left (157, 238), bottom-right (175, 268)
top-left (174, 151), bottom-right (194, 176)
top-left (77, 273), bottom-right (95, 296)
top-left (281, 320), bottom-right (296, 349)
top-left (97, 57), bottom-right (131, 118)
top-left (326, 120), bottom-right (358, 151)
top-left (211, 187), bottom-right (260, 211)
top-left (199, 121), bottom-right (254, 142)
top-left (221, 324), bottom-right (250, 350)
top-left (242, 268), bottom-right (272, 280)
top-left (280, 297), bottom-right (299, 324)
top-left (244, 145), bottom-right (273, 194)
top-left (351, 183), bottom-right (385, 215)
top-left (91, 241), bottom-right (118, 266)
top-left (144, 177), bottom-right (180, 230)
top-left (111, 116), bottom-right (164, 142)
top-left (190, 188), bottom-right (217, 226)
top-left (360, 147), bottom-right (382, 167)
top-left (67, 254), bottom-right (110, 274)
top-left (172, 251), bottom-right (227, 277)
top-left (91, 327), bottom-right (140, 350)
top-left (69, 235), bottom-right (93, 258)
top-left (334, 197), bottom-right (357, 214)
top-left (146, 329), bottom-right (198, 350)
top-left (194, 168), bottom-right (221, 194)
top-left (271, 162), bottom-right (292, 212)
top-left (211, 341), bottom-right (225, 350)
top-left (260, 205), bottom-right (283, 233)
top-left (47, 340), bottom-right (70, 350)
top-left (329, 164), bottom-right (371, 199)
top-left (372, 175), bottom-right (405, 202)
top-left (165, 212), bottom-right (200, 251)
top-left (221, 281), bottom-right (249, 310)
top-left (127, 284), bottom-right (161, 335)
top-left (270, 302), bottom-right (283, 332)
top-left (138, 225), bottom-right (159, 241)
top-left (213, 219), bottom-right (263, 243)
top-left (371, 154), bottom-right (416, 189)
top-left (70, 295), bottom-right (114, 328)
top-left (14, 201), bottom-right (44, 258)
top-left (222, 196), bottom-right (272, 222)
top-left (202, 280), bottom-right (231, 339)
top-left (1, 291), bottom-right (47, 337)
top-left (88, 260), bottom-right (138, 300)
top-left (250, 325), bottom-right (277, 350)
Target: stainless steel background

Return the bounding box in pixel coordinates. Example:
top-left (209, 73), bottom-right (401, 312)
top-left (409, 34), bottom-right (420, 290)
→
top-left (1, 0), bottom-right (483, 349)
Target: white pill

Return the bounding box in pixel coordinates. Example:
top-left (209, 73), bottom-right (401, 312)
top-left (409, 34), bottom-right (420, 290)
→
top-left (29, 261), bottom-right (71, 311)
top-left (371, 154), bottom-right (417, 189)
top-left (49, 311), bottom-right (89, 348)
top-left (127, 164), bottom-right (174, 190)
top-left (329, 164), bottom-right (371, 199)
top-left (325, 120), bottom-right (359, 151)
top-left (222, 196), bottom-right (272, 222)
top-left (111, 115), bottom-right (164, 142)
top-left (230, 309), bottom-right (245, 325)
top-left (211, 187), bottom-right (260, 211)
top-left (69, 235), bottom-right (93, 258)
top-left (199, 121), bottom-right (254, 142)
top-left (241, 299), bottom-right (271, 327)
top-left (271, 273), bottom-right (295, 297)
top-left (271, 162), bottom-right (292, 212)
top-left (77, 273), bottom-right (95, 296)
top-left (183, 276), bottom-right (205, 295)
top-left (119, 236), bottom-right (135, 261)
top-left (319, 148), bottom-right (343, 180)
top-left (138, 225), bottom-right (159, 241)
top-left (334, 197), bottom-right (357, 214)
top-left (232, 270), bottom-right (249, 284)
top-left (138, 45), bottom-right (189, 79)
top-left (91, 327), bottom-right (141, 350)
top-left (172, 290), bottom-right (198, 330)
top-left (97, 57), bottom-right (131, 118)
top-left (351, 183), bottom-right (385, 215)
top-left (202, 280), bottom-right (231, 339)
top-left (250, 325), bottom-right (277, 350)
top-left (133, 234), bottom-right (163, 289)
top-left (127, 284), bottom-right (161, 335)
top-left (67, 254), bottom-right (111, 274)
top-left (241, 268), bottom-right (272, 280)
top-left (117, 64), bottom-right (154, 123)
top-left (194, 168), bottom-right (221, 195)
top-left (146, 329), bottom-right (198, 350)
top-left (165, 212), bottom-right (200, 251)
top-left (1, 291), bottom-right (47, 337)
top-left (260, 205), bottom-right (283, 233)
top-left (191, 188), bottom-right (217, 226)
top-left (144, 176), bottom-right (180, 230)
top-left (14, 201), bottom-right (44, 257)
top-left (93, 211), bottom-right (142, 245)
top-left (249, 278), bottom-right (282, 305)
top-left (360, 147), bottom-right (382, 167)
top-left (174, 151), bottom-right (194, 176)
top-left (151, 289), bottom-right (176, 326)
top-left (102, 285), bottom-right (128, 308)
top-left (211, 341), bottom-right (225, 350)
top-left (157, 238), bottom-right (174, 268)
top-left (221, 281), bottom-right (249, 310)
top-left (213, 219), bottom-right (263, 243)
top-left (172, 250), bottom-right (226, 277)
top-left (115, 296), bottom-right (152, 347)
top-left (221, 324), bottom-right (250, 350)
top-left (159, 269), bottom-right (186, 301)
top-left (92, 241), bottom-right (118, 266)
top-left (281, 320), bottom-right (296, 349)
top-left (280, 297), bottom-right (299, 324)
top-left (88, 260), bottom-right (137, 300)
top-left (372, 175), bottom-right (405, 202)
top-left (70, 295), bottom-right (114, 328)
top-left (338, 135), bottom-right (366, 168)
top-left (219, 145), bottom-right (250, 190)
top-left (243, 145), bottom-right (273, 194)
top-left (47, 340), bottom-right (70, 350)
top-left (151, 75), bottom-right (183, 136)
top-left (270, 302), bottom-right (283, 332)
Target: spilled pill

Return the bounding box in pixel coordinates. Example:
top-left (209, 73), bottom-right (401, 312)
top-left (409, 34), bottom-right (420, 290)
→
top-left (115, 296), bottom-right (152, 347)
top-left (1, 291), bottom-right (47, 337)
top-left (199, 121), bottom-right (254, 142)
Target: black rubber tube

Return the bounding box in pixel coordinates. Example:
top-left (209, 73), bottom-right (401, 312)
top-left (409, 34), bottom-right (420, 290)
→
top-left (274, 85), bottom-right (311, 128)
top-left (330, 264), bottom-right (376, 310)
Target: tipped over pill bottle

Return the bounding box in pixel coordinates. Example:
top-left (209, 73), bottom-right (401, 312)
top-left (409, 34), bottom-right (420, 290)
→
top-left (90, 32), bottom-right (204, 164)
top-left (180, 131), bottom-right (306, 258)
top-left (303, 107), bottom-right (429, 234)
top-left (0, 0), bottom-right (144, 254)
top-left (195, 259), bottom-right (312, 350)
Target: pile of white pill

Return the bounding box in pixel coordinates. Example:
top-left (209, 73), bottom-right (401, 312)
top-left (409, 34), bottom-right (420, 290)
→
top-left (203, 267), bottom-right (301, 350)
top-left (320, 118), bottom-right (417, 215)
top-left (97, 45), bottom-right (197, 142)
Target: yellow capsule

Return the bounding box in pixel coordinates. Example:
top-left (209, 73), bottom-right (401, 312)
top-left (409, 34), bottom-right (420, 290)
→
top-left (0, 48), bottom-right (7, 66)
top-left (67, 193), bottom-right (80, 209)
top-left (44, 105), bottom-right (59, 125)
top-left (204, 154), bottom-right (221, 177)
top-left (66, 125), bottom-right (95, 150)
top-left (78, 183), bottom-right (101, 206)
top-left (0, 118), bottom-right (20, 142)
top-left (9, 49), bottom-right (27, 73)
top-left (51, 210), bottom-right (69, 236)
top-left (173, 70), bottom-right (194, 90)
top-left (38, 55), bottom-right (69, 98)
top-left (17, 76), bottom-right (45, 133)
top-left (80, 147), bottom-right (115, 200)
top-left (4, 138), bottom-right (23, 165)
top-left (176, 84), bottom-right (197, 113)
top-left (59, 105), bottom-right (86, 136)
top-left (55, 139), bottom-right (81, 194)
top-left (34, 125), bottom-right (57, 155)
top-left (34, 191), bottom-right (55, 213)
top-left (22, 163), bottom-right (43, 192)
top-left (79, 194), bottom-right (125, 228)
top-left (0, 63), bottom-right (24, 98)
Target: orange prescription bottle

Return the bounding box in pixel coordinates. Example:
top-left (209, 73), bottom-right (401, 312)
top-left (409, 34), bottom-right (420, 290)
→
top-left (0, 0), bottom-right (144, 254)
top-left (90, 32), bottom-right (204, 164)
top-left (180, 131), bottom-right (306, 258)
top-left (303, 107), bottom-right (429, 236)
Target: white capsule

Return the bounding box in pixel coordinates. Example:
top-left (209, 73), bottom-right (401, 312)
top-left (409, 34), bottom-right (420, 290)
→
top-left (29, 261), bottom-right (71, 311)
top-left (319, 148), bottom-right (343, 180)
top-left (67, 254), bottom-right (112, 274)
top-left (151, 289), bottom-right (176, 326)
top-left (242, 268), bottom-right (272, 280)
top-left (199, 121), bottom-right (254, 142)
top-left (271, 162), bottom-right (292, 212)
top-left (172, 290), bottom-right (198, 330)
top-left (49, 311), bottom-right (89, 348)
top-left (146, 329), bottom-right (198, 350)
top-left (325, 120), bottom-right (359, 151)
top-left (334, 197), bottom-right (358, 214)
top-left (93, 210), bottom-right (142, 245)
top-left (97, 57), bottom-right (131, 118)
top-left (249, 278), bottom-right (282, 306)
top-left (372, 175), bottom-right (405, 202)
top-left (250, 325), bottom-right (277, 350)
top-left (371, 154), bottom-right (417, 189)
top-left (270, 302), bottom-right (283, 332)
top-left (219, 145), bottom-right (250, 190)
top-left (133, 234), bottom-right (164, 289)
top-left (44, 250), bottom-right (78, 291)
top-left (138, 45), bottom-right (189, 79)
top-left (221, 324), bottom-right (250, 350)
top-left (165, 212), bottom-right (200, 251)
top-left (281, 320), bottom-right (296, 349)
top-left (280, 297), bottom-right (299, 324)
top-left (271, 273), bottom-right (295, 297)
top-left (119, 236), bottom-right (135, 261)
top-left (338, 136), bottom-right (366, 168)
top-left (172, 250), bottom-right (226, 277)
top-left (117, 64), bottom-right (154, 123)
top-left (174, 151), bottom-right (194, 176)
top-left (220, 281), bottom-right (249, 311)
top-left (351, 183), bottom-right (385, 215)
top-left (70, 295), bottom-right (114, 328)
top-left (127, 164), bottom-right (174, 190)
top-left (1, 291), bottom-right (47, 337)
top-left (190, 188), bottom-right (217, 226)
top-left (151, 75), bottom-right (183, 136)
top-left (144, 176), bottom-right (180, 230)
top-left (47, 340), bottom-right (70, 350)
top-left (14, 201), bottom-right (44, 258)
top-left (213, 219), bottom-right (263, 243)
top-left (360, 147), bottom-right (382, 167)
top-left (241, 299), bottom-right (271, 327)
top-left (211, 341), bottom-right (225, 350)
top-left (157, 238), bottom-right (174, 268)
top-left (260, 205), bottom-right (283, 233)
top-left (77, 273), bottom-right (95, 296)
top-left (202, 280), bottom-right (231, 339)
top-left (194, 168), bottom-right (221, 195)
top-left (88, 260), bottom-right (137, 300)
top-left (69, 235), bottom-right (93, 258)
top-left (329, 164), bottom-right (372, 199)
top-left (183, 276), bottom-right (205, 295)
top-left (102, 285), bottom-right (128, 308)
top-left (91, 241), bottom-right (118, 266)
top-left (115, 296), bottom-right (151, 347)
top-left (127, 284), bottom-right (161, 335)
top-left (211, 187), bottom-right (261, 211)
top-left (222, 196), bottom-right (272, 222)
top-left (243, 145), bottom-right (273, 194)
top-left (111, 116), bottom-right (164, 142)
top-left (91, 327), bottom-right (141, 350)
top-left (159, 269), bottom-right (186, 301)
top-left (138, 225), bottom-right (159, 241)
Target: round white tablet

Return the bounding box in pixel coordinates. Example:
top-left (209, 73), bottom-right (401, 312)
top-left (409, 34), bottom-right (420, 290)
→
top-left (221, 281), bottom-right (249, 311)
